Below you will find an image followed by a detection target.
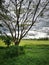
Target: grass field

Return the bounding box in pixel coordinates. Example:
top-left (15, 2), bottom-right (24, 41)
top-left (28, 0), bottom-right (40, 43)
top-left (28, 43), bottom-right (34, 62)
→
top-left (20, 40), bottom-right (49, 46)
top-left (0, 39), bottom-right (49, 65)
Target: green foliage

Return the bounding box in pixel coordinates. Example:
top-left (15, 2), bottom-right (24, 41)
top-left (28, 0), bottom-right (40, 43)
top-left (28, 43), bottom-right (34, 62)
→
top-left (4, 37), bottom-right (11, 47)
top-left (0, 46), bottom-right (25, 58)
top-left (0, 45), bottom-right (49, 65)
top-left (0, 36), bottom-right (12, 47)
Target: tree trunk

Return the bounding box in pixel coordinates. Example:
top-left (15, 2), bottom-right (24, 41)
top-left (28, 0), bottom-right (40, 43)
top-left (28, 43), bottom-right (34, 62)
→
top-left (15, 40), bottom-right (19, 46)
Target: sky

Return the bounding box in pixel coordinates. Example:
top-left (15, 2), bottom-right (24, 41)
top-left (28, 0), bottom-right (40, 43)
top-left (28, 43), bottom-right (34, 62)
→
top-left (1, 0), bottom-right (49, 39)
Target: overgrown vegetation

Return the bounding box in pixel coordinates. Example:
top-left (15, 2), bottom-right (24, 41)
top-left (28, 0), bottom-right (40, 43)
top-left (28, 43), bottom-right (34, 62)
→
top-left (0, 36), bottom-right (12, 47)
top-left (2, 46), bottom-right (24, 58)
top-left (0, 45), bottom-right (49, 65)
top-left (0, 40), bottom-right (49, 65)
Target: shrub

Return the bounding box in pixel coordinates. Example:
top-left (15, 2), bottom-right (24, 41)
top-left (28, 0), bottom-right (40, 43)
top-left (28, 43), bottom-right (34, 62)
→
top-left (4, 46), bottom-right (25, 58)
top-left (0, 36), bottom-right (12, 47)
top-left (3, 37), bottom-right (11, 47)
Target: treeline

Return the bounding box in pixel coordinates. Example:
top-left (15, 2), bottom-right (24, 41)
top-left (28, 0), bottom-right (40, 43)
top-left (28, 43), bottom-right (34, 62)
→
top-left (32, 37), bottom-right (49, 40)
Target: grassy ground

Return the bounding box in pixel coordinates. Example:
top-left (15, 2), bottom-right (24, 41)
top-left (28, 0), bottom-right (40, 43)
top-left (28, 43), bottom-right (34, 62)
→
top-left (20, 40), bottom-right (49, 46)
top-left (0, 39), bottom-right (49, 65)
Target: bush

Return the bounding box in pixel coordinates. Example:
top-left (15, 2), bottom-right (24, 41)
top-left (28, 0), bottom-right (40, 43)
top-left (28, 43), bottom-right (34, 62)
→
top-left (3, 37), bottom-right (11, 47)
top-left (4, 46), bottom-right (25, 58)
top-left (0, 36), bottom-right (12, 47)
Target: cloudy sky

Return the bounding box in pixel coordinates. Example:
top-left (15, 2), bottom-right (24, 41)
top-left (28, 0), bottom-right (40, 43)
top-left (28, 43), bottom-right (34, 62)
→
top-left (2, 0), bottom-right (49, 38)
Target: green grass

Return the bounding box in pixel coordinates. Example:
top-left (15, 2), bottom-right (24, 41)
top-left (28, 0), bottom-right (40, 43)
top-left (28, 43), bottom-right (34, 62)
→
top-left (0, 39), bottom-right (49, 65)
top-left (20, 40), bottom-right (49, 46)
top-left (0, 39), bottom-right (6, 46)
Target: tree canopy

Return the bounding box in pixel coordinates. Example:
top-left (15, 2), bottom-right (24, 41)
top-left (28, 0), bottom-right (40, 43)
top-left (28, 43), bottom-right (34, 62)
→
top-left (0, 0), bottom-right (49, 45)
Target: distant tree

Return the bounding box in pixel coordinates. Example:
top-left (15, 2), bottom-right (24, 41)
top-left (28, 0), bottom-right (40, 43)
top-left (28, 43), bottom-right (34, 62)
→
top-left (0, 0), bottom-right (49, 45)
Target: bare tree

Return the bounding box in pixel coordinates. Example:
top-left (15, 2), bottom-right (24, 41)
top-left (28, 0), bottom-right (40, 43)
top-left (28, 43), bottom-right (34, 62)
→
top-left (0, 0), bottom-right (49, 45)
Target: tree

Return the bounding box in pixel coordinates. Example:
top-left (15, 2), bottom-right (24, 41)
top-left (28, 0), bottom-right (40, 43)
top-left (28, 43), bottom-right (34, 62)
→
top-left (0, 0), bottom-right (49, 45)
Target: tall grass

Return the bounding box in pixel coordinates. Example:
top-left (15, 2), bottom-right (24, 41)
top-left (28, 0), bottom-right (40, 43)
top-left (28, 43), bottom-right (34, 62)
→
top-left (0, 39), bottom-right (49, 65)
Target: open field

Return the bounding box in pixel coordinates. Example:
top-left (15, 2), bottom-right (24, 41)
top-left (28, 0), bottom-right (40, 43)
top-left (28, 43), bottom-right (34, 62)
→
top-left (0, 39), bottom-right (49, 46)
top-left (20, 40), bottom-right (49, 46)
top-left (0, 39), bottom-right (49, 65)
